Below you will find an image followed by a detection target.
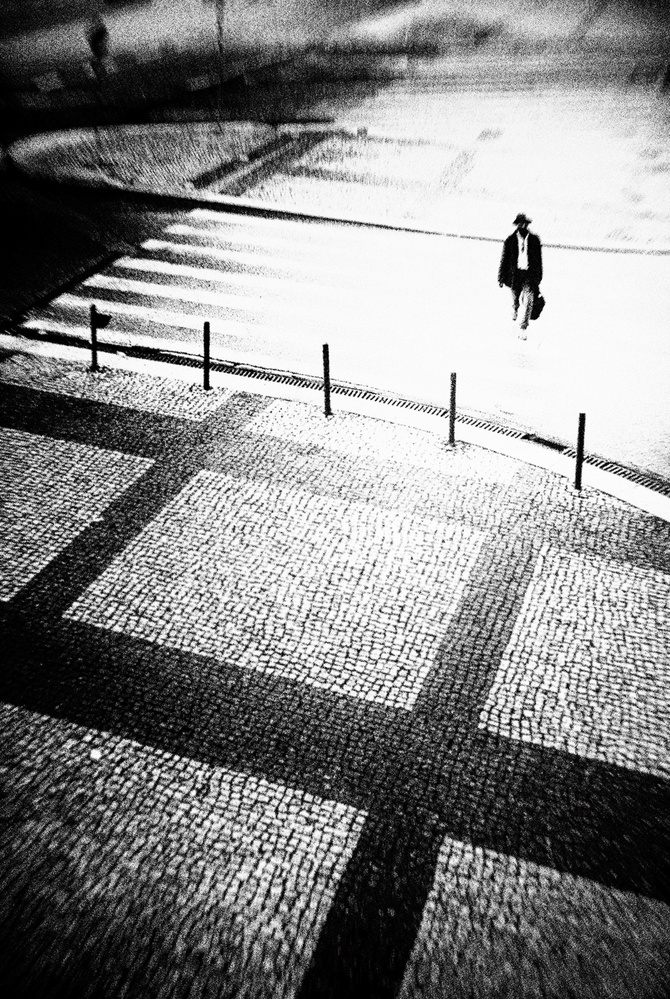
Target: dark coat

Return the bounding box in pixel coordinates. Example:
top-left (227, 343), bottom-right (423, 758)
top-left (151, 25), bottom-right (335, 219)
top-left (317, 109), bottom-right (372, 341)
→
top-left (498, 231), bottom-right (543, 288)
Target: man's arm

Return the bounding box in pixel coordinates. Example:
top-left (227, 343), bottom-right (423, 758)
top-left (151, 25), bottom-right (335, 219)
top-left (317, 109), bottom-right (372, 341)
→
top-left (498, 240), bottom-right (508, 286)
top-left (533, 235), bottom-right (543, 285)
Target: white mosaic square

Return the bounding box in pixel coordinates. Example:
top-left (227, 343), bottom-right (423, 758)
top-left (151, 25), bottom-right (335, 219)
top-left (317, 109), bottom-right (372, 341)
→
top-left (246, 399), bottom-right (519, 481)
top-left (0, 428), bottom-right (153, 601)
top-left (479, 545), bottom-right (670, 779)
top-left (65, 470), bottom-right (485, 708)
top-left (0, 702), bottom-right (366, 999)
top-left (400, 835), bottom-right (670, 999)
top-left (0, 353), bottom-right (230, 421)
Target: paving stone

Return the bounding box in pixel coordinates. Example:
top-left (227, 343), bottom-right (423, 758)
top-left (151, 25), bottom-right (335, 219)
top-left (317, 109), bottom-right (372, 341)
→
top-left (478, 543), bottom-right (670, 779)
top-left (0, 353), bottom-right (231, 421)
top-left (2, 375), bottom-right (669, 998)
top-left (0, 427), bottom-right (152, 601)
top-left (0, 701), bottom-right (366, 999)
top-left (246, 399), bottom-right (519, 481)
top-left (399, 835), bottom-right (670, 999)
top-left (64, 469), bottom-right (485, 709)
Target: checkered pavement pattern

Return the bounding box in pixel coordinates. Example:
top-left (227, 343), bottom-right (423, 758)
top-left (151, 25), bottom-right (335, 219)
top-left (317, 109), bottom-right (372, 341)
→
top-left (1, 353), bottom-right (668, 999)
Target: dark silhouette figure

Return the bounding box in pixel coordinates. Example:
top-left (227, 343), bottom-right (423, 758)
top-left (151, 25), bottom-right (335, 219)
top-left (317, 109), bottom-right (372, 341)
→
top-left (498, 213), bottom-right (543, 338)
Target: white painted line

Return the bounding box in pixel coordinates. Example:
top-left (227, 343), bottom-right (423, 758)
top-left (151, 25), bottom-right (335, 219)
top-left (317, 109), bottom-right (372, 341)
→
top-left (161, 222), bottom-right (446, 272)
top-left (163, 221), bottom-right (372, 255)
top-left (79, 273), bottom-right (402, 329)
top-left (181, 207), bottom-right (446, 251)
top-left (112, 255), bottom-right (424, 305)
top-left (82, 273), bottom-right (262, 309)
top-left (113, 256), bottom-right (344, 293)
top-left (21, 305), bottom-right (269, 354)
top-left (34, 294), bottom-right (220, 332)
top-left (161, 222), bottom-right (293, 249)
top-left (115, 256), bottom-right (255, 285)
top-left (187, 206), bottom-right (333, 232)
top-left (19, 314), bottom-right (250, 360)
top-left (21, 300), bottom-right (336, 359)
top-left (139, 237), bottom-right (442, 283)
top-left (21, 318), bottom-right (94, 339)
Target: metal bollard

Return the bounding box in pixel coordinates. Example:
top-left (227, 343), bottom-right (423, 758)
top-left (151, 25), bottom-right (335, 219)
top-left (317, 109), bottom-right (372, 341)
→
top-left (322, 343), bottom-right (332, 417)
top-left (90, 309), bottom-right (98, 373)
top-left (203, 321), bottom-right (211, 391)
top-left (574, 412), bottom-right (586, 490)
top-left (90, 303), bottom-right (110, 372)
top-left (449, 372), bottom-right (457, 446)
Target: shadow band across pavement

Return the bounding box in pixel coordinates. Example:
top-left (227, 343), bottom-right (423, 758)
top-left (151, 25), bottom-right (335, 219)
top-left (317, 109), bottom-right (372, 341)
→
top-left (1, 376), bottom-right (669, 999)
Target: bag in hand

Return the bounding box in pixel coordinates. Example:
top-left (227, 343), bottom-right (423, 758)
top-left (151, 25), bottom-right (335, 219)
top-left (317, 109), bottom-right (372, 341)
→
top-left (531, 291), bottom-right (545, 321)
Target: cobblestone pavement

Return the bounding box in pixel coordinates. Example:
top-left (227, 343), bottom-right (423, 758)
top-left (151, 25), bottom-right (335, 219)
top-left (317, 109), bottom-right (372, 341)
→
top-left (10, 75), bottom-right (670, 250)
top-left (1, 349), bottom-right (669, 999)
top-left (13, 193), bottom-right (670, 481)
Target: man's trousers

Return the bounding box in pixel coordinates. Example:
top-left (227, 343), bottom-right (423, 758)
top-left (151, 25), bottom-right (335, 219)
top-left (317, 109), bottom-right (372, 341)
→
top-left (511, 269), bottom-right (536, 329)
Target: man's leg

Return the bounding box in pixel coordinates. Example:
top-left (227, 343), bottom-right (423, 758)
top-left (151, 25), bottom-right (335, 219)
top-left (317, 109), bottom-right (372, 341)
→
top-left (519, 279), bottom-right (535, 330)
top-left (511, 273), bottom-right (522, 320)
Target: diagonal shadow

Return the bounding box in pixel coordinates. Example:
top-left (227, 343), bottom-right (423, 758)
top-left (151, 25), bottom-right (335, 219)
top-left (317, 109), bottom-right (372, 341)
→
top-left (2, 384), bottom-right (669, 999)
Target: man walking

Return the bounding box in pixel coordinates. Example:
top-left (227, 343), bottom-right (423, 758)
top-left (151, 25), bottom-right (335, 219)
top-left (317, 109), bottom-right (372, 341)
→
top-left (498, 213), bottom-right (543, 338)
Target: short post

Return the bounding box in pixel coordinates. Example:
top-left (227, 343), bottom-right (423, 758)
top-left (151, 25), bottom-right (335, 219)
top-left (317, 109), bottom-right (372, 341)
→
top-left (90, 305), bottom-right (99, 372)
top-left (89, 303), bottom-right (110, 372)
top-left (322, 343), bottom-right (332, 417)
top-left (449, 371), bottom-right (457, 446)
top-left (574, 412), bottom-right (586, 491)
top-left (203, 321), bottom-right (211, 391)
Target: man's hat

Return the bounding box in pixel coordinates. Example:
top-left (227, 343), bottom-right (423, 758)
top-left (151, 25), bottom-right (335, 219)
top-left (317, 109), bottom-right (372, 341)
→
top-left (514, 213), bottom-right (531, 225)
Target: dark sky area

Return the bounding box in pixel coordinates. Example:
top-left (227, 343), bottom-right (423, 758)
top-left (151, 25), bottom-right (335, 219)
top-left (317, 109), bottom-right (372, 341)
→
top-left (0, 1), bottom-right (149, 36)
top-left (1, 2), bottom-right (668, 56)
top-left (1, 1), bottom-right (668, 36)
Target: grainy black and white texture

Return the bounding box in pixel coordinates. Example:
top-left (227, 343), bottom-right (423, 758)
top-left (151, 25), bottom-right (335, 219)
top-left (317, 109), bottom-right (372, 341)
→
top-left (1, 354), bottom-right (668, 999)
top-left (2, 3), bottom-right (670, 996)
